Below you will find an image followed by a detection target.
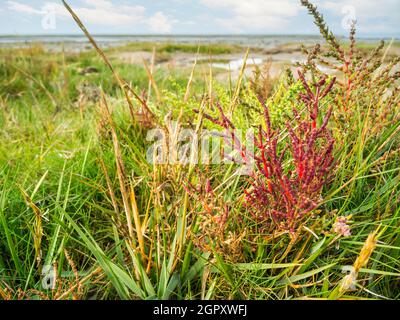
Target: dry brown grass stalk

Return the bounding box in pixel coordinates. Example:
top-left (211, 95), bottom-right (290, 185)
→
top-left (62, 0), bottom-right (157, 125)
top-left (99, 92), bottom-right (136, 247)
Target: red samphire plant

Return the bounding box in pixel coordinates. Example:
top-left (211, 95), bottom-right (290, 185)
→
top-left (202, 70), bottom-right (336, 233)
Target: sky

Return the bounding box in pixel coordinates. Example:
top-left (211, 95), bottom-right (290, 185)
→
top-left (0, 0), bottom-right (398, 37)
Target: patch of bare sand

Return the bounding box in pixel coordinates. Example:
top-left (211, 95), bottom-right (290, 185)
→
top-left (115, 51), bottom-right (154, 64)
top-left (113, 48), bottom-right (305, 83)
top-left (113, 42), bottom-right (400, 83)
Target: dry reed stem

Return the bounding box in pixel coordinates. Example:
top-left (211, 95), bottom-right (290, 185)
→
top-left (229, 48), bottom-right (250, 115)
top-left (19, 186), bottom-right (43, 267)
top-left (142, 56), bottom-right (161, 102)
top-left (62, 0), bottom-right (157, 124)
top-left (184, 46), bottom-right (200, 103)
top-left (99, 92), bottom-right (136, 247)
top-left (99, 157), bottom-right (121, 218)
top-left (328, 229), bottom-right (379, 299)
top-left (147, 46), bottom-right (156, 101)
top-left (129, 185), bottom-right (146, 260)
top-left (63, 249), bottom-right (82, 295)
top-left (56, 267), bottom-right (103, 300)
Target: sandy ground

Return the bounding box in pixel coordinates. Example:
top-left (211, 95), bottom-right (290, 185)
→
top-left (113, 44), bottom-right (309, 82)
top-left (113, 42), bottom-right (400, 83)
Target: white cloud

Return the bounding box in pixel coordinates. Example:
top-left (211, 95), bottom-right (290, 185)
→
top-left (200, 0), bottom-right (300, 32)
top-left (148, 11), bottom-right (175, 33)
top-left (5, 0), bottom-right (175, 32)
top-left (6, 1), bottom-right (42, 15)
top-left (84, 0), bottom-right (114, 10)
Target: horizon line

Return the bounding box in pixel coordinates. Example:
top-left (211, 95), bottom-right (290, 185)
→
top-left (0, 33), bottom-right (398, 39)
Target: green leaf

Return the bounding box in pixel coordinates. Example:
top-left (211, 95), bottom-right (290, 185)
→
top-left (234, 263), bottom-right (302, 271)
top-left (278, 263), bottom-right (336, 285)
top-left (64, 211), bottom-right (144, 299)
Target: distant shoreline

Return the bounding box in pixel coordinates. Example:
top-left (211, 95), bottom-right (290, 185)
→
top-left (1, 34), bottom-right (397, 54)
top-left (0, 34), bottom-right (396, 44)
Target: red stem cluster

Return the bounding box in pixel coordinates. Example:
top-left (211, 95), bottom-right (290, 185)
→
top-left (202, 70), bottom-right (336, 232)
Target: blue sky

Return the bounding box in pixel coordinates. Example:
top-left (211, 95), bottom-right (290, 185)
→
top-left (0, 0), bottom-right (398, 36)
